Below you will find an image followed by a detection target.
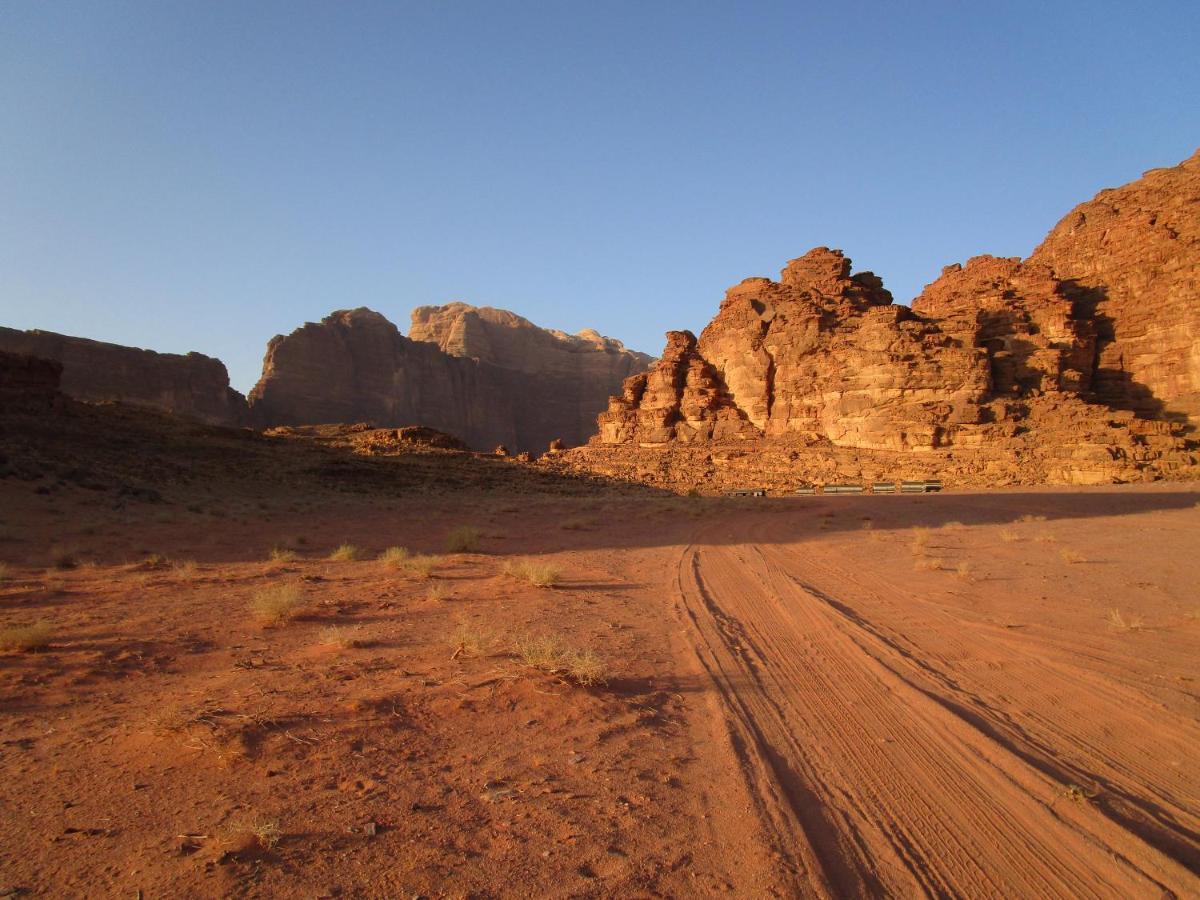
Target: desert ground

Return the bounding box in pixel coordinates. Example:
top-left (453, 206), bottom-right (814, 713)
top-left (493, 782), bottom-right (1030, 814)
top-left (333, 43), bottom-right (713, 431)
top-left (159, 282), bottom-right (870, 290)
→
top-left (0, 415), bottom-right (1198, 896)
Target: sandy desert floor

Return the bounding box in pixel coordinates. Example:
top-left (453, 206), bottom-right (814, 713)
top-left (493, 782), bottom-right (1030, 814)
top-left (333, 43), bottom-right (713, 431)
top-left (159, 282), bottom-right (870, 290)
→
top-left (1, 475), bottom-right (1198, 897)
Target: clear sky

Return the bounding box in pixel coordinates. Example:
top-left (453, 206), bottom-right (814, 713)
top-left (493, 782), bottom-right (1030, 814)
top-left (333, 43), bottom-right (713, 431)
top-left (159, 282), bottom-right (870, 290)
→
top-left (2, 1), bottom-right (1197, 394)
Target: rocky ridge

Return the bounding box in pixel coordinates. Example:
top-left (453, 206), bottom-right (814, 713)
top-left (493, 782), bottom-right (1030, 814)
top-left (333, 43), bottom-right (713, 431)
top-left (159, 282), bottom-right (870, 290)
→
top-left (551, 148), bottom-right (1200, 491)
top-left (0, 328), bottom-right (248, 426)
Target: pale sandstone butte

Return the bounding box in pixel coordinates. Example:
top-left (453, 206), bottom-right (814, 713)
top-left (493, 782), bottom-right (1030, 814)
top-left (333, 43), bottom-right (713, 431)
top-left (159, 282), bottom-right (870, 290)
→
top-left (248, 308), bottom-right (519, 450)
top-left (1028, 148), bottom-right (1200, 424)
top-left (561, 149), bottom-right (1200, 491)
top-left (0, 327), bottom-right (247, 426)
top-left (410, 302), bottom-right (654, 448)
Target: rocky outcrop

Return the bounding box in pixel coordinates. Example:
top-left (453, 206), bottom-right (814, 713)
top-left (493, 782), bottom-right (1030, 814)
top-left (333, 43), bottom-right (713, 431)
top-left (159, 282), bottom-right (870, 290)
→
top-left (0, 328), bottom-right (248, 426)
top-left (557, 225), bottom-right (1199, 490)
top-left (1028, 148), bottom-right (1200, 424)
top-left (410, 303), bottom-right (653, 447)
top-left (0, 350), bottom-right (63, 411)
top-left (250, 305), bottom-right (653, 452)
top-left (248, 308), bottom-right (519, 449)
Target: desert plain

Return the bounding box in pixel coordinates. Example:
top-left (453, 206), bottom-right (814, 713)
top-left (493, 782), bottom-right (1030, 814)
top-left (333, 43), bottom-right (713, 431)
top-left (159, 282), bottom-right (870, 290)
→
top-left (0, 413), bottom-right (1197, 898)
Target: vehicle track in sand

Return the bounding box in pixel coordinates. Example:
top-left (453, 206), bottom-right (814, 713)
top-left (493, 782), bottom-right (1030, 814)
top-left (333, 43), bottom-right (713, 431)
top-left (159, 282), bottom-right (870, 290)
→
top-left (673, 516), bottom-right (1200, 897)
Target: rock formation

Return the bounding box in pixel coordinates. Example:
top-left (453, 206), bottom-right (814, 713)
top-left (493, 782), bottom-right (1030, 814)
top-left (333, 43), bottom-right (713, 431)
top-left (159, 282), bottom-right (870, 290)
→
top-left (0, 350), bottom-right (63, 412)
top-left (553, 148), bottom-right (1200, 491)
top-left (0, 327), bottom-right (248, 426)
top-left (410, 303), bottom-right (653, 447)
top-left (250, 305), bottom-right (653, 452)
top-left (1028, 148), bottom-right (1200, 424)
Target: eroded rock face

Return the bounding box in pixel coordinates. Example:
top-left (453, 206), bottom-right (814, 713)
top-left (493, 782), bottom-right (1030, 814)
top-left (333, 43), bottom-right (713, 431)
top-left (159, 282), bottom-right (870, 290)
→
top-left (559, 215), bottom-right (1200, 490)
top-left (1029, 149), bottom-right (1200, 423)
top-left (410, 303), bottom-right (654, 447)
top-left (0, 350), bottom-right (63, 411)
top-left (248, 308), bottom-right (519, 450)
top-left (0, 328), bottom-right (248, 426)
top-left (249, 306), bottom-right (653, 452)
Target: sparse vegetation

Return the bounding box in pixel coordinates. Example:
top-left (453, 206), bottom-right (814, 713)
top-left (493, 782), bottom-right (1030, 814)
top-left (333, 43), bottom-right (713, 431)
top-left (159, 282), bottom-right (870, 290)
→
top-left (250, 584), bottom-right (308, 626)
top-left (230, 816), bottom-right (282, 851)
top-left (172, 559), bottom-right (200, 579)
top-left (911, 527), bottom-right (931, 551)
top-left (426, 582), bottom-right (450, 602)
top-left (0, 621), bottom-right (53, 652)
top-left (319, 625), bottom-right (363, 649)
top-left (503, 559), bottom-right (562, 588)
top-left (445, 525), bottom-right (482, 553)
top-left (449, 620), bottom-right (494, 658)
top-left (515, 634), bottom-right (607, 686)
top-left (1035, 532), bottom-right (1058, 543)
top-left (1106, 608), bottom-right (1145, 631)
top-left (52, 550), bottom-right (79, 570)
top-left (142, 554), bottom-right (167, 568)
top-left (1060, 549), bottom-right (1087, 564)
top-left (942, 521), bottom-right (964, 530)
top-left (999, 528), bottom-right (1020, 542)
top-left (1019, 514), bottom-right (1048, 524)
top-left (269, 546), bottom-right (299, 564)
top-left (328, 543), bottom-right (360, 562)
top-left (402, 554), bottom-right (441, 579)
top-left (955, 561), bottom-right (973, 581)
top-left (914, 557), bottom-right (944, 572)
top-left (378, 546), bottom-right (410, 568)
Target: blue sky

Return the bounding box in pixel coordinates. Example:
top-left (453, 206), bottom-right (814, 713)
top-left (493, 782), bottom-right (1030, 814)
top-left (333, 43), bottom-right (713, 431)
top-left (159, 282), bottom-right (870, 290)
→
top-left (2, 1), bottom-right (1197, 394)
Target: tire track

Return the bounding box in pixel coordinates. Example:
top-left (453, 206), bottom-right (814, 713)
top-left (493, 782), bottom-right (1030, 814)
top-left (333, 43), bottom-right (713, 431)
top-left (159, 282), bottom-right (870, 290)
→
top-left (674, 529), bottom-right (1200, 897)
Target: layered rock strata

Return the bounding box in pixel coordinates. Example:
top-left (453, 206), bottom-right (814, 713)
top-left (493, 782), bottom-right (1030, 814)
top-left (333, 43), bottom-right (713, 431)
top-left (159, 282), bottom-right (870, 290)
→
top-left (556, 202), bottom-right (1199, 490)
top-left (410, 303), bottom-right (653, 447)
top-left (0, 327), bottom-right (248, 426)
top-left (250, 306), bottom-right (653, 452)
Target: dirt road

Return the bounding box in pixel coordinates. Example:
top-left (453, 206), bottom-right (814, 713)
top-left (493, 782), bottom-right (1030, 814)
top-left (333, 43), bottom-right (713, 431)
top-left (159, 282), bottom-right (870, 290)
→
top-left (669, 497), bottom-right (1200, 897)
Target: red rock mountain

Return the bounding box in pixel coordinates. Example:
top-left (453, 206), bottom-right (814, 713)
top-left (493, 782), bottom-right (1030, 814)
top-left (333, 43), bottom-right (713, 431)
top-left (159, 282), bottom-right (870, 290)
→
top-left (555, 149), bottom-right (1200, 490)
top-left (248, 306), bottom-right (653, 452)
top-left (0, 327), bottom-right (248, 426)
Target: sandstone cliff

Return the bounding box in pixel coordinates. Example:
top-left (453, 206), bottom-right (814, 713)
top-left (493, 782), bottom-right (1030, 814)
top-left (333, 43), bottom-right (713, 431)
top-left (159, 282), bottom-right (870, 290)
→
top-left (250, 305), bottom-right (653, 452)
top-left (1028, 148), bottom-right (1200, 424)
top-left (556, 148), bottom-right (1200, 491)
top-left (0, 327), bottom-right (248, 426)
top-left (410, 302), bottom-right (654, 447)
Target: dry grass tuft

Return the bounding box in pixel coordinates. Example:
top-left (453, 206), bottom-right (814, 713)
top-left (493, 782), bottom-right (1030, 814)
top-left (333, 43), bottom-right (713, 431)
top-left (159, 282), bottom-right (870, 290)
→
top-left (999, 528), bottom-right (1020, 542)
top-left (911, 527), bottom-right (931, 551)
top-left (942, 521), bottom-right (965, 531)
top-left (503, 559), bottom-right (562, 588)
top-left (515, 634), bottom-right (607, 686)
top-left (445, 525), bottom-right (482, 553)
top-left (250, 584), bottom-right (308, 626)
top-left (172, 559), bottom-right (200, 579)
top-left (955, 561), bottom-right (973, 581)
top-left (328, 543), bottom-right (360, 562)
top-left (0, 621), bottom-right (53, 652)
top-left (229, 816), bottom-right (282, 851)
top-left (318, 625), bottom-right (363, 649)
top-left (401, 554), bottom-right (441, 579)
top-left (426, 582), bottom-right (450, 602)
top-left (1106, 608), bottom-right (1145, 631)
top-left (1060, 549), bottom-right (1087, 564)
top-left (1018, 514), bottom-right (1048, 524)
top-left (914, 557), bottom-right (944, 572)
top-left (449, 620), bottom-right (494, 658)
top-left (269, 547), bottom-right (299, 564)
top-left (378, 546), bottom-right (410, 568)
top-left (1035, 532), bottom-right (1058, 544)
top-left (52, 550), bottom-right (79, 570)
top-left (141, 553), bottom-right (168, 569)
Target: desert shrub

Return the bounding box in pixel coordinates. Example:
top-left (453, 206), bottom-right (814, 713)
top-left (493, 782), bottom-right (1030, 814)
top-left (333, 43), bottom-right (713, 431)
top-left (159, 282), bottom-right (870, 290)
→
top-left (319, 625), bottom-right (363, 649)
top-left (515, 634), bottom-right (607, 686)
top-left (401, 554), bottom-right (441, 578)
top-left (445, 526), bottom-right (482, 553)
top-left (426, 582), bottom-right (449, 602)
top-left (250, 584), bottom-right (308, 626)
top-left (0, 621), bottom-right (53, 652)
top-left (378, 546), bottom-right (410, 568)
top-left (52, 551), bottom-right (78, 570)
top-left (449, 620), bottom-right (494, 658)
top-left (1106, 608), bottom-right (1144, 631)
top-left (269, 547), bottom-right (299, 563)
top-left (172, 559), bottom-right (199, 579)
top-left (503, 559), bottom-right (561, 588)
top-left (142, 554), bottom-right (167, 569)
top-left (328, 543), bottom-right (360, 562)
